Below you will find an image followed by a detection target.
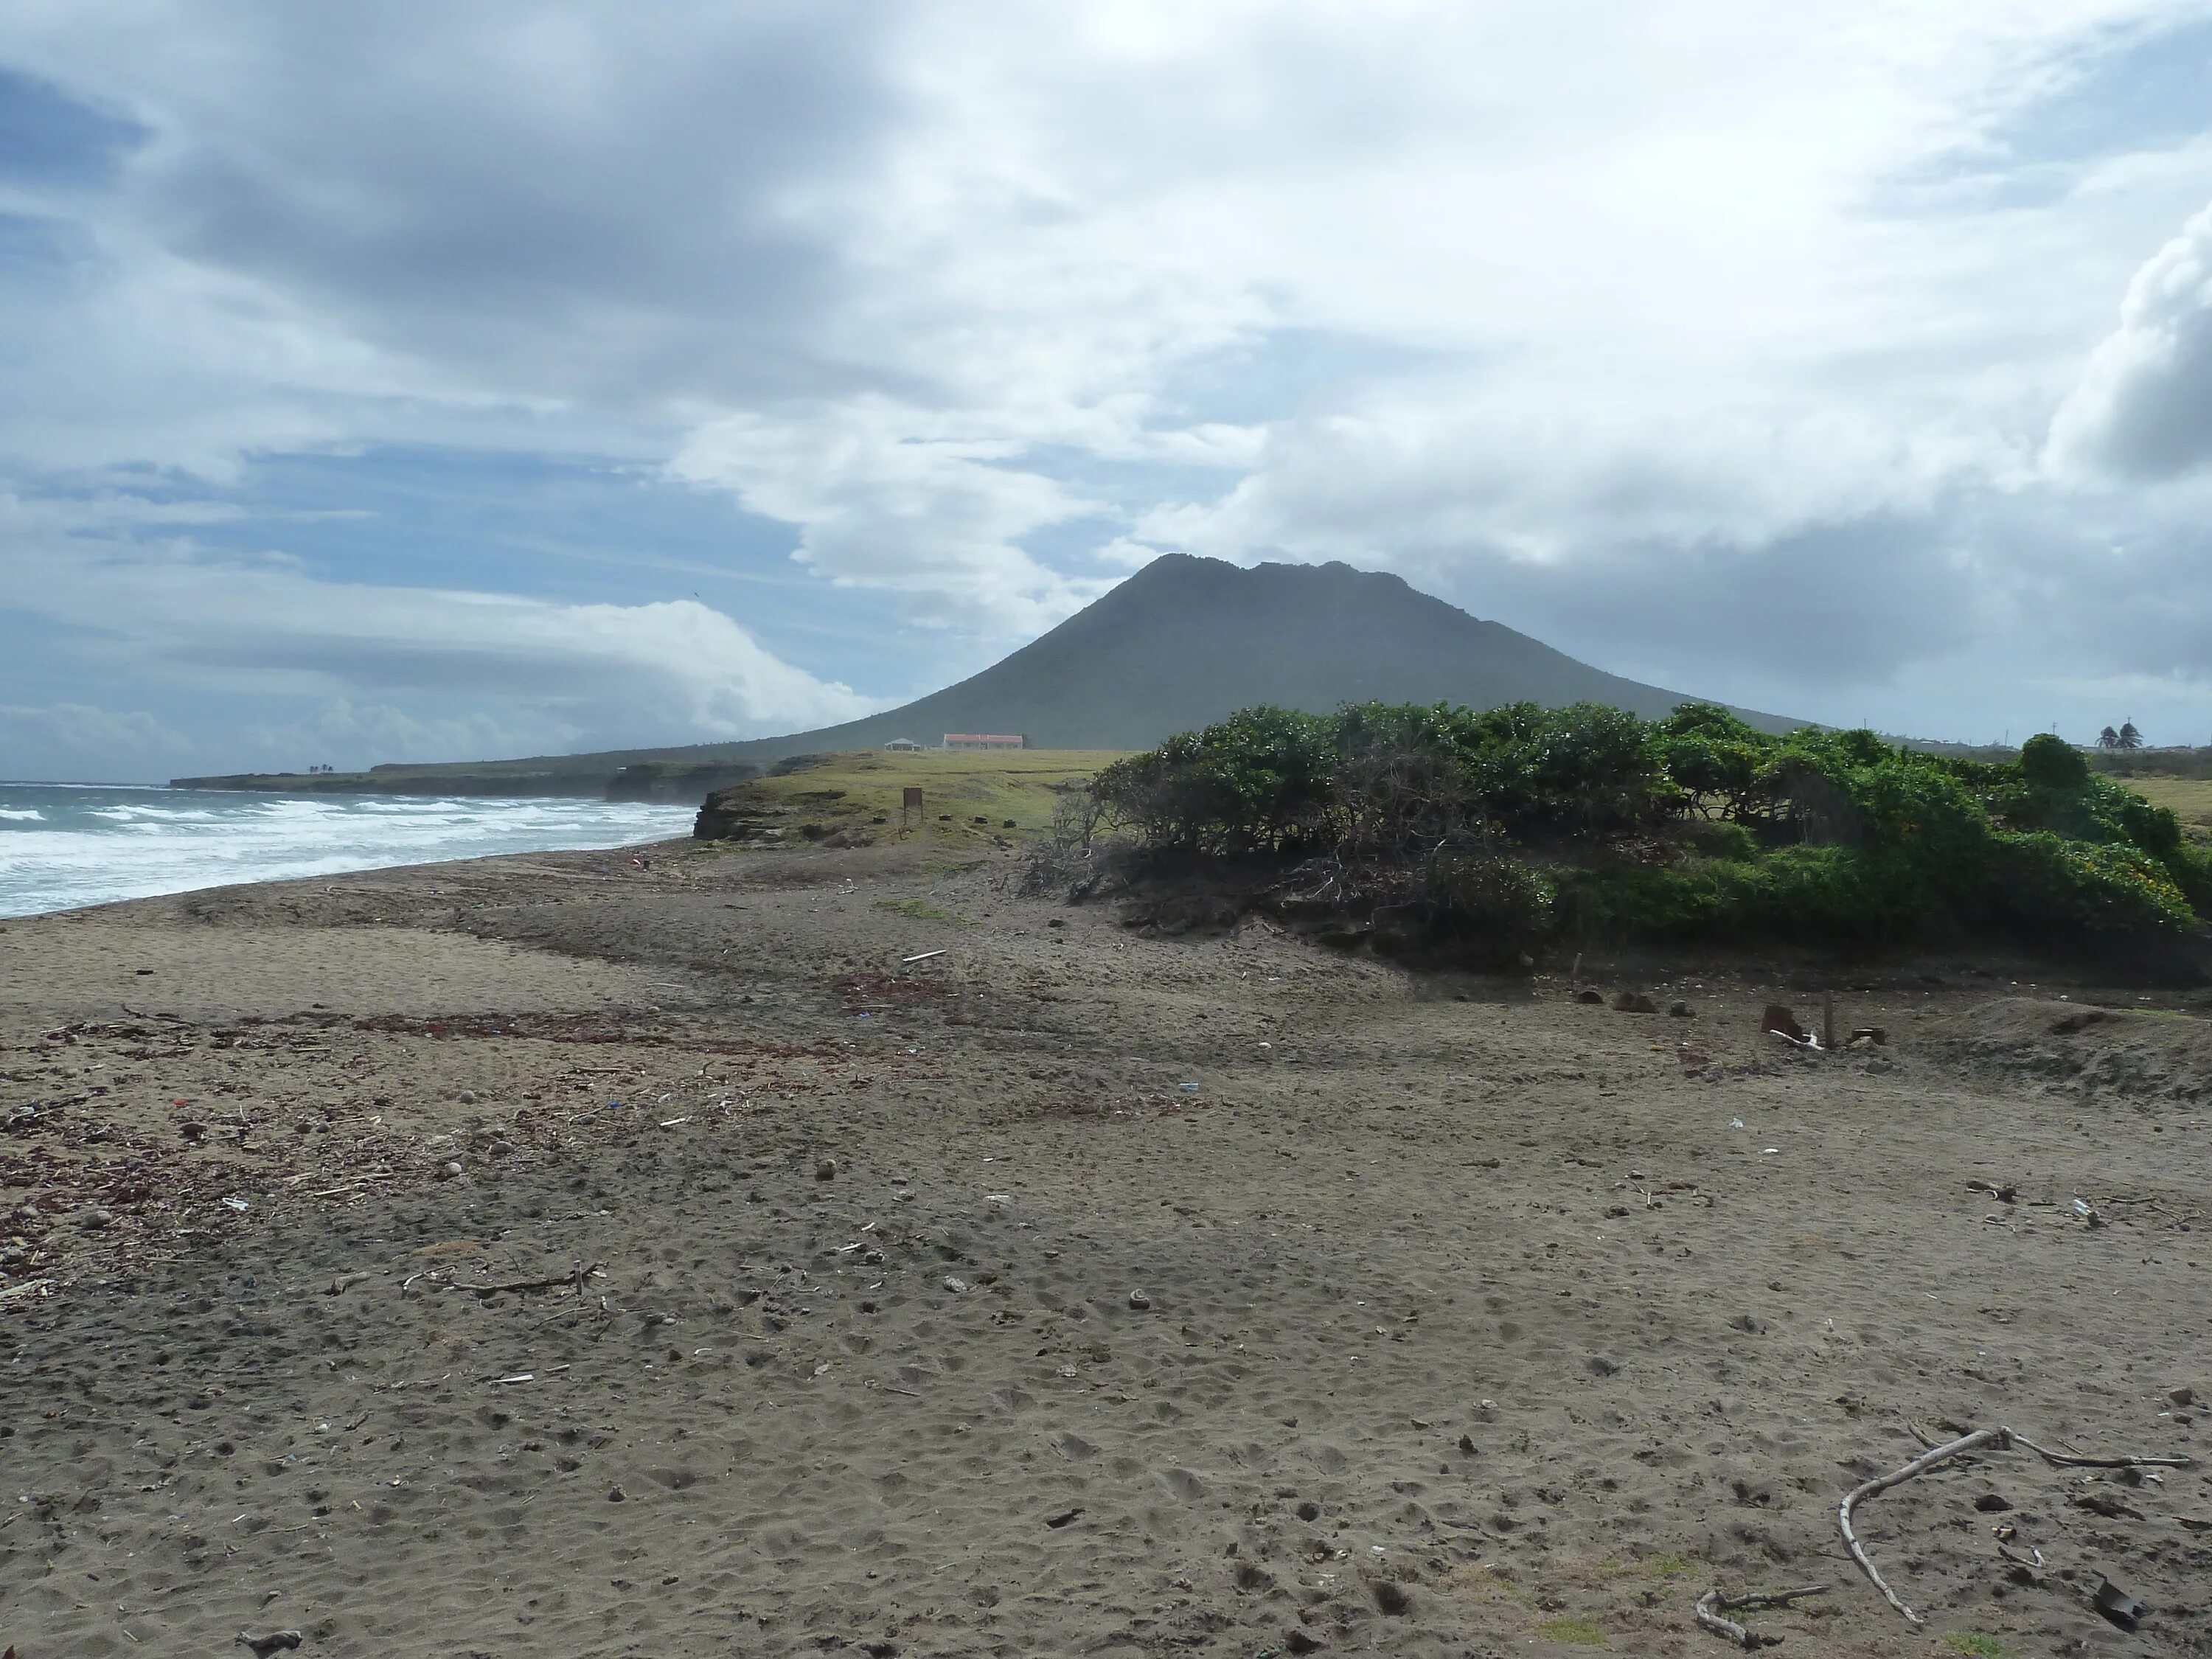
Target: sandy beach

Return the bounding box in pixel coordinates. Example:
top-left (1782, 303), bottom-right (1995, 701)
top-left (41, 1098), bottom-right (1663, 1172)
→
top-left (2, 837), bottom-right (2208, 1656)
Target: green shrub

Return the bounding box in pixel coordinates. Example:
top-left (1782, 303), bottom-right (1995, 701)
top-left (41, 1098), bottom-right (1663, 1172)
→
top-left (1678, 818), bottom-right (1759, 860)
top-left (2020, 731), bottom-right (2089, 789)
top-left (1461, 701), bottom-right (1676, 840)
top-left (1559, 862), bottom-right (1728, 938)
top-left (1991, 832), bottom-right (2196, 942)
top-left (1415, 850), bottom-right (1555, 961)
top-left (1094, 705), bottom-right (1337, 856)
top-left (2167, 840), bottom-right (2212, 918)
top-left (1098, 699), bottom-right (2209, 957)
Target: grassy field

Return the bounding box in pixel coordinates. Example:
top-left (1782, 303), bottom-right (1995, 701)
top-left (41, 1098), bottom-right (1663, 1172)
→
top-left (2121, 773), bottom-right (2212, 838)
top-left (705, 748), bottom-right (1127, 849)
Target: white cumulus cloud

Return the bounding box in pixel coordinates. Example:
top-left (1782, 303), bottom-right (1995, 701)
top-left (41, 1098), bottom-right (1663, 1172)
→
top-left (2048, 198), bottom-right (2212, 479)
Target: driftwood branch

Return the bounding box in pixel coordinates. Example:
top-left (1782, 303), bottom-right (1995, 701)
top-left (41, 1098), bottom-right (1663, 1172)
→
top-left (2008, 1431), bottom-right (2191, 1470)
top-left (456, 1261), bottom-right (602, 1297)
top-left (1693, 1584), bottom-right (1826, 1648)
top-left (1840, 1426), bottom-right (2191, 1622)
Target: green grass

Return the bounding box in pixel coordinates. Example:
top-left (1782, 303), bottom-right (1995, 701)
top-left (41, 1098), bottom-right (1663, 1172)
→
top-left (1944, 1634), bottom-right (2003, 1658)
top-left (2123, 775), bottom-right (2212, 838)
top-left (874, 897), bottom-right (957, 922)
top-left (1640, 1554), bottom-right (1693, 1579)
top-left (1536, 1615), bottom-right (1608, 1646)
top-left (717, 748), bottom-right (1125, 849)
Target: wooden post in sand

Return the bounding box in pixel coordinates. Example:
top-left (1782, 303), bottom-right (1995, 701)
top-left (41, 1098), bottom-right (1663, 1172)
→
top-left (902, 786), bottom-right (923, 835)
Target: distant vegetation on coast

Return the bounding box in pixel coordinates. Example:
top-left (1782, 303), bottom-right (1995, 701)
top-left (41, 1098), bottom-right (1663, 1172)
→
top-left (1085, 700), bottom-right (2212, 965)
top-left (692, 748), bottom-right (1123, 849)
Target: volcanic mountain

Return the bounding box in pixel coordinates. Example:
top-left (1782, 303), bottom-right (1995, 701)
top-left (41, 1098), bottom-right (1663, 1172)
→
top-left (688, 554), bottom-right (1798, 757)
top-left (177, 555), bottom-right (1798, 795)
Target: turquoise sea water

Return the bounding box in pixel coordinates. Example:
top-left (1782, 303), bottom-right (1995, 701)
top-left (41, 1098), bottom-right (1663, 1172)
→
top-left (0, 782), bottom-right (694, 919)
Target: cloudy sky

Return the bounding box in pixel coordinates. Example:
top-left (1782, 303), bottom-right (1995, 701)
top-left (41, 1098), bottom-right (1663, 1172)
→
top-left (4, 1), bottom-right (2212, 781)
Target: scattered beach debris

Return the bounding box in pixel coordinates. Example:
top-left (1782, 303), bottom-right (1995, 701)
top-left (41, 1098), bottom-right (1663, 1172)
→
top-left (1691, 1583), bottom-right (1826, 1649)
top-left (1760, 1004), bottom-right (1806, 1041)
top-left (1837, 1425), bottom-right (2190, 1622)
top-left (2094, 1575), bottom-right (2150, 1631)
top-left (456, 1262), bottom-right (602, 1298)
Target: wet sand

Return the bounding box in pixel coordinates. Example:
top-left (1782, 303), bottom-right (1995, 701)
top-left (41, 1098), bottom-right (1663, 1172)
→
top-left (2, 838), bottom-right (2207, 1656)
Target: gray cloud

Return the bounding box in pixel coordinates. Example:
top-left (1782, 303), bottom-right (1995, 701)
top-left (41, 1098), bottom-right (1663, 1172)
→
top-left (1432, 519), bottom-right (1981, 700)
top-left (92, 3), bottom-right (903, 406)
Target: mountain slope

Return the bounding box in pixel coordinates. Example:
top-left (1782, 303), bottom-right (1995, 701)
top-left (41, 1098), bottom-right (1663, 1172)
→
top-left (178, 556), bottom-right (1799, 793)
top-left (629, 554), bottom-right (1799, 763)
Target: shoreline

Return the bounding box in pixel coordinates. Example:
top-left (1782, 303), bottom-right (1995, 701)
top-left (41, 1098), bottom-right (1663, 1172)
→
top-left (2, 838), bottom-right (2205, 1655)
top-left (0, 782), bottom-right (694, 922)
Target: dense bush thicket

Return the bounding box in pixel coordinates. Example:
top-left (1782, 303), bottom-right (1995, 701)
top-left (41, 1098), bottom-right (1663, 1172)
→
top-left (1091, 702), bottom-right (2212, 961)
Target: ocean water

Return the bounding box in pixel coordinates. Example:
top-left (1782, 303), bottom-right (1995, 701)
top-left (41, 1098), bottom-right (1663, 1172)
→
top-left (0, 783), bottom-right (697, 919)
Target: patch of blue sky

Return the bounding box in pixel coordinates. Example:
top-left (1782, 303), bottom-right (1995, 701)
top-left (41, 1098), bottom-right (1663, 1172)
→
top-left (62, 445), bottom-right (941, 698)
top-left (0, 64), bottom-right (143, 189)
top-left (0, 209), bottom-right (94, 275)
top-left (1997, 15), bottom-right (2212, 168)
top-left (1878, 15), bottom-right (2212, 215)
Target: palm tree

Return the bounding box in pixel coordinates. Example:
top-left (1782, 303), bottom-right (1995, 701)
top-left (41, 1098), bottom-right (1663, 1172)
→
top-left (2118, 721), bottom-right (2143, 749)
top-left (2097, 726), bottom-right (2122, 748)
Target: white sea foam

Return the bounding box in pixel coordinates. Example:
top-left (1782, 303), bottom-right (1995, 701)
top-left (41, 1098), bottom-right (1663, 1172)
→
top-left (0, 782), bottom-right (694, 918)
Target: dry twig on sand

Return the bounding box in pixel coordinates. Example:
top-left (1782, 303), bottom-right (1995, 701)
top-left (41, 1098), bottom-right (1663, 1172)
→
top-left (1692, 1584), bottom-right (1826, 1649)
top-left (456, 1261), bottom-right (603, 1297)
top-left (1839, 1426), bottom-right (2191, 1622)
